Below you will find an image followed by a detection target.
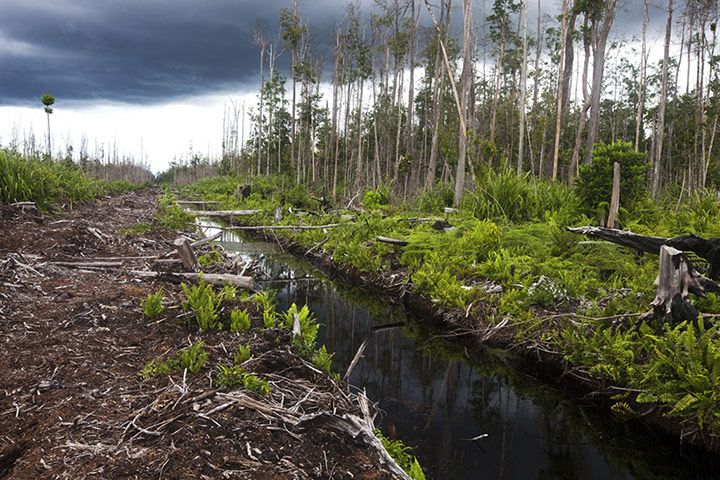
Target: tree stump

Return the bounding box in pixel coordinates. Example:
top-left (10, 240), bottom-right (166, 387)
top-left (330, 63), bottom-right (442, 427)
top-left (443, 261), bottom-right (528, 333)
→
top-left (174, 237), bottom-right (199, 271)
top-left (651, 246), bottom-right (698, 326)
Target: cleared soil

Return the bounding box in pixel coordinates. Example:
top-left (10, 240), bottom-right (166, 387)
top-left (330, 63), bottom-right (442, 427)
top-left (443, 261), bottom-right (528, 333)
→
top-left (0, 188), bottom-right (406, 479)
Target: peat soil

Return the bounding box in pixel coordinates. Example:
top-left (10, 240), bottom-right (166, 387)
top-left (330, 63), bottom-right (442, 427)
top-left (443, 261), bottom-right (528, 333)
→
top-left (0, 188), bottom-right (407, 479)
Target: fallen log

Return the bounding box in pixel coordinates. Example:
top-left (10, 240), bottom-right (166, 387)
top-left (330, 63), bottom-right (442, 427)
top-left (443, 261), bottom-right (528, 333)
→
top-left (129, 271), bottom-right (255, 290)
top-left (182, 273), bottom-right (255, 290)
top-left (375, 236), bottom-right (408, 246)
top-left (570, 226), bottom-right (720, 326)
top-left (176, 200), bottom-right (220, 205)
top-left (567, 226), bottom-right (720, 279)
top-left (225, 223), bottom-right (342, 231)
top-left (192, 209), bottom-right (262, 217)
top-left (50, 261), bottom-right (124, 268)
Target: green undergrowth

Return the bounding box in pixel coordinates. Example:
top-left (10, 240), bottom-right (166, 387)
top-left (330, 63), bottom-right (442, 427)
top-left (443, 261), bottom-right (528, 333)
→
top-left (374, 430), bottom-right (426, 480)
top-left (181, 164), bottom-right (720, 435)
top-left (140, 279), bottom-right (339, 396)
top-left (0, 147), bottom-right (139, 208)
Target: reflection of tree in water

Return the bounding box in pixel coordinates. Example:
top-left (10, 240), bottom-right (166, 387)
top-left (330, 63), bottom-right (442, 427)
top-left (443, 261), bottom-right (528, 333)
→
top-left (434, 360), bottom-right (461, 480)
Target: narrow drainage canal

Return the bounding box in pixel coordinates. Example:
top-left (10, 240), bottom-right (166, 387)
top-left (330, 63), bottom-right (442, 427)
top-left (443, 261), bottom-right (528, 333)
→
top-left (198, 218), bottom-right (718, 480)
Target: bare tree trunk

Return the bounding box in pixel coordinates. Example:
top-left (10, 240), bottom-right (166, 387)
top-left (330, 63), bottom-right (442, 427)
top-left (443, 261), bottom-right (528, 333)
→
top-left (583, 0), bottom-right (616, 166)
top-left (489, 36), bottom-right (505, 150)
top-left (455, 0), bottom-right (472, 205)
top-left (551, 0), bottom-right (569, 181)
top-left (652, 0), bottom-right (673, 197)
top-left (254, 21), bottom-right (267, 176)
top-left (424, 0), bottom-right (466, 199)
top-left (331, 29), bottom-right (341, 199)
top-left (426, 0), bottom-right (450, 188)
top-left (569, 16), bottom-right (590, 182)
top-left (517, 0), bottom-right (529, 174)
top-left (406, 0), bottom-right (419, 162)
top-left (356, 74), bottom-right (365, 189)
top-left (634, 0), bottom-right (648, 152)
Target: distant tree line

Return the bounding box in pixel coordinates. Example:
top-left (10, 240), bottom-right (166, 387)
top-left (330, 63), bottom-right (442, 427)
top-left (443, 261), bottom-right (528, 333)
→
top-left (218, 0), bottom-right (719, 204)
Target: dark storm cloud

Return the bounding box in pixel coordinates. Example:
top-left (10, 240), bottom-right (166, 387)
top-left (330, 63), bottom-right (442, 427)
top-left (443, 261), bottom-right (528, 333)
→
top-left (1, 0), bottom-right (664, 108)
top-left (0, 0), bottom-right (348, 106)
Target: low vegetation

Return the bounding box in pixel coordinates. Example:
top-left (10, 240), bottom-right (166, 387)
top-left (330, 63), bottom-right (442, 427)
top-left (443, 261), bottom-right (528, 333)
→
top-left (0, 148), bottom-right (141, 207)
top-left (179, 141), bottom-right (720, 439)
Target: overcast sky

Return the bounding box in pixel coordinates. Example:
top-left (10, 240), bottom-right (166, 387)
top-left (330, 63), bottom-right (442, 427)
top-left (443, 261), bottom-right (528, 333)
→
top-left (0, 0), bottom-right (669, 174)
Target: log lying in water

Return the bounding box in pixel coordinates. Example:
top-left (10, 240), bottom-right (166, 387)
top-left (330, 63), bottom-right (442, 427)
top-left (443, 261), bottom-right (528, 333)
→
top-left (225, 223), bottom-right (342, 231)
top-left (181, 272), bottom-right (255, 290)
top-left (192, 209), bottom-right (262, 217)
top-left (176, 200), bottom-right (220, 205)
top-left (567, 226), bottom-right (720, 279)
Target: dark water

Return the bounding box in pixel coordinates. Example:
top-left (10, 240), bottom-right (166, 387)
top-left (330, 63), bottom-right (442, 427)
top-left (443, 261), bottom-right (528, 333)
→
top-left (198, 220), bottom-right (719, 480)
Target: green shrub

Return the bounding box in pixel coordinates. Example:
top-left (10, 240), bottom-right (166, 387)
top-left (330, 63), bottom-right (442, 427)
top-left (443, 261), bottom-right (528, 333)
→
top-left (235, 343), bottom-right (252, 363)
top-left (182, 277), bottom-right (221, 330)
top-left (230, 308), bottom-right (251, 333)
top-left (363, 185), bottom-right (391, 210)
top-left (374, 430), bottom-right (426, 480)
top-left (283, 303), bottom-right (318, 348)
top-left (198, 249), bottom-right (223, 267)
top-left (312, 345), bottom-right (333, 374)
top-left (142, 288), bottom-right (165, 319)
top-left (243, 374), bottom-right (272, 397)
top-left (216, 364), bottom-right (245, 387)
top-left (179, 341), bottom-right (208, 373)
top-left (575, 140), bottom-right (649, 217)
top-left (156, 193), bottom-right (194, 230)
top-left (139, 341), bottom-right (207, 378)
top-left (255, 291), bottom-right (278, 329)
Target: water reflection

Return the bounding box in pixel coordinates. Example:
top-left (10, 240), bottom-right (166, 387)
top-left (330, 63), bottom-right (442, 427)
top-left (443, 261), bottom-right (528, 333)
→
top-left (197, 219), bottom-right (719, 480)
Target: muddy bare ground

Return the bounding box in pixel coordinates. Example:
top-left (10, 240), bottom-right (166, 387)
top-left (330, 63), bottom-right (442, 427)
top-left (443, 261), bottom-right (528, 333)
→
top-left (0, 188), bottom-right (408, 479)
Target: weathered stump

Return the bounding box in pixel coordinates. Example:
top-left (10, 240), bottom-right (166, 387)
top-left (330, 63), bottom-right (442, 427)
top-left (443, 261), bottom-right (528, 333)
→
top-left (174, 237), bottom-right (199, 271)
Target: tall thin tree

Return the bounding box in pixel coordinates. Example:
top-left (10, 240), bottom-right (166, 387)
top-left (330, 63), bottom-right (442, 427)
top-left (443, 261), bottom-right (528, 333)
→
top-left (41, 94), bottom-right (55, 159)
top-left (652, 0), bottom-right (673, 196)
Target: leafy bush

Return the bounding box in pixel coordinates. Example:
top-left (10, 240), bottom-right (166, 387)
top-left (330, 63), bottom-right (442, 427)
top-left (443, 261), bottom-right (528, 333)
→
top-left (156, 193), bottom-right (194, 230)
top-left (243, 374), bottom-right (272, 397)
top-left (179, 341), bottom-right (208, 373)
top-left (216, 364), bottom-right (245, 387)
top-left (235, 343), bottom-right (252, 363)
top-left (0, 147), bottom-right (132, 207)
top-left (463, 166), bottom-right (535, 222)
top-left (575, 140), bottom-right (649, 217)
top-left (198, 249), bottom-right (223, 267)
top-left (363, 185), bottom-right (391, 210)
top-left (139, 341), bottom-right (207, 378)
top-left (283, 303), bottom-right (318, 348)
top-left (142, 288), bottom-right (165, 319)
top-left (230, 308), bottom-right (251, 333)
top-left (374, 430), bottom-right (426, 480)
top-left (182, 277), bottom-right (221, 330)
top-left (312, 345), bottom-right (333, 374)
top-left (255, 291), bottom-right (278, 329)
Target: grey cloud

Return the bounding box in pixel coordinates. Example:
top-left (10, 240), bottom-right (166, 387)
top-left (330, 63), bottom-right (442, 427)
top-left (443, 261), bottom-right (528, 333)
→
top-left (0, 0), bottom-right (344, 106)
